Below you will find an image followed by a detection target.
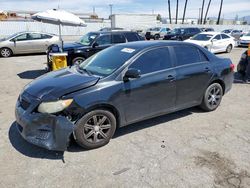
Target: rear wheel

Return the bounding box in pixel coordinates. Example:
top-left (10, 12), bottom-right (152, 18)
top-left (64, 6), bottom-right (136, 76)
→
top-left (226, 44), bottom-right (232, 53)
top-left (200, 83), bottom-right (223, 112)
top-left (0, 48), bottom-right (12, 57)
top-left (154, 34), bottom-right (160, 40)
top-left (72, 57), bottom-right (85, 66)
top-left (74, 109), bottom-right (116, 149)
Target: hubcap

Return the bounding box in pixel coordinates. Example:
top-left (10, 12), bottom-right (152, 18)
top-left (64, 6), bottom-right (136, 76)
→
top-left (1, 49), bottom-right (10, 57)
top-left (83, 115), bottom-right (111, 143)
top-left (207, 86), bottom-right (222, 108)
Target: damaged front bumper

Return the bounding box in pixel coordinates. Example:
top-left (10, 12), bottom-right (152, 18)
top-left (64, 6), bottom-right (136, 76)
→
top-left (15, 93), bottom-right (75, 151)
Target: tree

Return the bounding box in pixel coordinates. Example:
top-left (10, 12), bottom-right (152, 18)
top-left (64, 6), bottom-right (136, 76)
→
top-left (217, 0), bottom-right (224, 25)
top-left (176, 0), bottom-right (179, 24)
top-left (204, 0), bottom-right (211, 24)
top-left (168, 0), bottom-right (172, 24)
top-left (182, 0), bottom-right (188, 24)
top-left (157, 14), bottom-right (162, 21)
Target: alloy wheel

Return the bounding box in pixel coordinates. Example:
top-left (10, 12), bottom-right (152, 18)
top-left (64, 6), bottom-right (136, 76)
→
top-left (83, 115), bottom-right (112, 143)
top-left (207, 85), bottom-right (222, 108)
top-left (1, 48), bottom-right (11, 57)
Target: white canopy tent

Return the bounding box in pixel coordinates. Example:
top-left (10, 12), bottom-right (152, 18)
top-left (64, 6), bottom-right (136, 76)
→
top-left (32, 9), bottom-right (87, 47)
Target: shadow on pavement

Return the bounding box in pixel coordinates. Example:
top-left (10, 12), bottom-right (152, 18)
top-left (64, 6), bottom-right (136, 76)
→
top-left (17, 69), bottom-right (47, 79)
top-left (233, 72), bottom-right (249, 84)
top-left (9, 122), bottom-right (64, 160)
top-left (9, 107), bottom-right (204, 155)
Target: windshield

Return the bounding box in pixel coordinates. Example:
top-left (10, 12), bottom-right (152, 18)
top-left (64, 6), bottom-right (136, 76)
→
top-left (78, 32), bottom-right (98, 45)
top-left (222, 30), bottom-right (232, 34)
top-left (191, 34), bottom-right (213, 41)
top-left (244, 32), bottom-right (250, 36)
top-left (78, 45), bottom-right (139, 77)
top-left (1, 32), bottom-right (20, 41)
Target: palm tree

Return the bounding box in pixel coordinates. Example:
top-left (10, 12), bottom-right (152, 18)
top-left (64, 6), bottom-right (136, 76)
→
top-left (176, 0), bottom-right (179, 24)
top-left (168, 0), bottom-right (172, 24)
top-left (200, 0), bottom-right (205, 24)
top-left (204, 0), bottom-right (212, 24)
top-left (217, 0), bottom-right (224, 25)
top-left (182, 0), bottom-right (188, 24)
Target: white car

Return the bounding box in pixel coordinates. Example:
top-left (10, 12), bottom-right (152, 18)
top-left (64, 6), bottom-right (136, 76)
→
top-left (185, 32), bottom-right (235, 53)
top-left (238, 32), bottom-right (250, 47)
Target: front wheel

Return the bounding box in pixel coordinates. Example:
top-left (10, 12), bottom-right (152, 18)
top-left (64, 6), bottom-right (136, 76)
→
top-left (0, 48), bottom-right (12, 57)
top-left (200, 83), bottom-right (223, 112)
top-left (74, 109), bottom-right (116, 149)
top-left (72, 57), bottom-right (85, 66)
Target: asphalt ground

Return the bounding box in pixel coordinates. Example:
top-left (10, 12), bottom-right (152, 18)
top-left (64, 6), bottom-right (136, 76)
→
top-left (0, 47), bottom-right (249, 188)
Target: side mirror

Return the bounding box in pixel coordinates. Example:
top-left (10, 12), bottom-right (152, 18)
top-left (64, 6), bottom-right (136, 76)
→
top-left (123, 68), bottom-right (141, 81)
top-left (92, 42), bottom-right (98, 48)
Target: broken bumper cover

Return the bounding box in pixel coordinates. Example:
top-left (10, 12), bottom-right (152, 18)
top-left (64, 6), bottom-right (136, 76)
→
top-left (15, 103), bottom-right (74, 151)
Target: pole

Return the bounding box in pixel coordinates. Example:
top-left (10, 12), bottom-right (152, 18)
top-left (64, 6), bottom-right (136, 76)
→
top-left (217, 0), bottom-right (223, 25)
top-left (59, 24), bottom-right (63, 49)
top-left (168, 0), bottom-right (172, 24)
top-left (109, 4), bottom-right (113, 29)
top-left (200, 0), bottom-right (205, 25)
top-left (204, 0), bottom-right (211, 24)
top-left (198, 8), bottom-right (201, 24)
top-left (182, 0), bottom-right (188, 24)
top-left (175, 0), bottom-right (179, 24)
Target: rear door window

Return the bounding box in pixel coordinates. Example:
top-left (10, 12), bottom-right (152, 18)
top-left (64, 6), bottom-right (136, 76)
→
top-left (42, 34), bottom-right (53, 39)
top-left (112, 34), bottom-right (126, 44)
top-left (173, 45), bottom-right (207, 66)
top-left (130, 47), bottom-right (172, 75)
top-left (124, 33), bottom-right (139, 42)
top-left (30, 33), bottom-right (43, 40)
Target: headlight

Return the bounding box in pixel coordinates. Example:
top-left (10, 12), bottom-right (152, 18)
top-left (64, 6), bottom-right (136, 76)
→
top-left (38, 99), bottom-right (73, 114)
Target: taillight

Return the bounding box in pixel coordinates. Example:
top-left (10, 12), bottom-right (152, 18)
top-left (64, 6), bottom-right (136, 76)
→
top-left (230, 63), bottom-right (235, 72)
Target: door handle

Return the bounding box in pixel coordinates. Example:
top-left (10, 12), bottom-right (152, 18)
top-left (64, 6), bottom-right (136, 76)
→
top-left (204, 67), bottom-right (212, 73)
top-left (167, 75), bottom-right (175, 82)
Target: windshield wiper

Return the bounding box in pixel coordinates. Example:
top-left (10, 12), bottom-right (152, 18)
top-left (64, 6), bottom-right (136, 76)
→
top-left (77, 65), bottom-right (92, 75)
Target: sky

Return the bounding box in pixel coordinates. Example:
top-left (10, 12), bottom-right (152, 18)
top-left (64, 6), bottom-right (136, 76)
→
top-left (0, 0), bottom-right (249, 19)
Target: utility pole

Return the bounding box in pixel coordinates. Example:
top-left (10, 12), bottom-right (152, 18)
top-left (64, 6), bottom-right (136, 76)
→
top-left (182, 0), bottom-right (188, 24)
top-left (109, 4), bottom-right (113, 29)
top-left (198, 8), bottom-right (201, 24)
top-left (200, 0), bottom-right (205, 25)
top-left (203, 0), bottom-right (211, 24)
top-left (175, 0), bottom-right (179, 24)
top-left (168, 0), bottom-right (172, 24)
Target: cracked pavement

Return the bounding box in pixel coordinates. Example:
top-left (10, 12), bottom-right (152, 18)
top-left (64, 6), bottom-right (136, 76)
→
top-left (0, 47), bottom-right (249, 188)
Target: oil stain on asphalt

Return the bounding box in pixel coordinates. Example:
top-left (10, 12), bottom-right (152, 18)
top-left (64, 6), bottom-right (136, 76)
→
top-left (194, 150), bottom-right (250, 188)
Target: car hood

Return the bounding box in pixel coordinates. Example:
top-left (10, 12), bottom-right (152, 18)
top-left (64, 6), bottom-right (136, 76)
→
top-left (24, 67), bottom-right (100, 101)
top-left (63, 42), bottom-right (88, 51)
top-left (240, 36), bottom-right (250, 41)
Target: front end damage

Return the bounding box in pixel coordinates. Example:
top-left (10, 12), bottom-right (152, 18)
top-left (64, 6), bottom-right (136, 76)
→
top-left (15, 92), bottom-right (75, 151)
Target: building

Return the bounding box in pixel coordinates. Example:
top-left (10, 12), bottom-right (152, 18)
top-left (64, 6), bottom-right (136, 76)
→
top-left (111, 14), bottom-right (160, 30)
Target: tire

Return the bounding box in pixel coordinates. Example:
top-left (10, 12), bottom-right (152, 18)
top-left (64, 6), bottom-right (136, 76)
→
top-left (0, 48), bottom-right (12, 57)
top-left (72, 57), bottom-right (85, 66)
top-left (200, 83), bottom-right (223, 112)
top-left (146, 37), bottom-right (150, 41)
top-left (226, 44), bottom-right (232, 53)
top-left (74, 109), bottom-right (116, 149)
top-left (154, 34), bottom-right (160, 40)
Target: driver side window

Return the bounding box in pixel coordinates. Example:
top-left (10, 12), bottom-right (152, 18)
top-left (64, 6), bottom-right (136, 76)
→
top-left (95, 35), bottom-right (111, 46)
top-left (214, 35), bottom-right (221, 40)
top-left (14, 34), bottom-right (28, 41)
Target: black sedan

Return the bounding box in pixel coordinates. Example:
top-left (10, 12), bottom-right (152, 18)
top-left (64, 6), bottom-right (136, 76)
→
top-left (15, 41), bottom-right (234, 151)
top-left (163, 27), bottom-right (201, 41)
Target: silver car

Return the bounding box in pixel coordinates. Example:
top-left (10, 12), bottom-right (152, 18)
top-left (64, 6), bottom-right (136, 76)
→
top-left (0, 31), bottom-right (60, 57)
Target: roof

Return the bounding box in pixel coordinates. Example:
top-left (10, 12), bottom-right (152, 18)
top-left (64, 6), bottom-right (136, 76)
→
top-left (115, 41), bottom-right (190, 50)
top-left (199, 32), bottom-right (221, 35)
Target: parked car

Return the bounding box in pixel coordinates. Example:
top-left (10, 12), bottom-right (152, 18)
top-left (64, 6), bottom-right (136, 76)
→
top-left (200, 28), bottom-right (215, 32)
top-left (145, 27), bottom-right (171, 40)
top-left (16, 41), bottom-right (234, 151)
top-left (238, 31), bottom-right (250, 47)
top-left (47, 31), bottom-right (144, 68)
top-left (163, 27), bottom-right (201, 41)
top-left (222, 29), bottom-right (242, 40)
top-left (185, 32), bottom-right (235, 53)
top-left (0, 31), bottom-right (59, 57)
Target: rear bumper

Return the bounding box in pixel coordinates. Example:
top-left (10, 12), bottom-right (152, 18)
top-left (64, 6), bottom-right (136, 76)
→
top-left (15, 102), bottom-right (74, 151)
